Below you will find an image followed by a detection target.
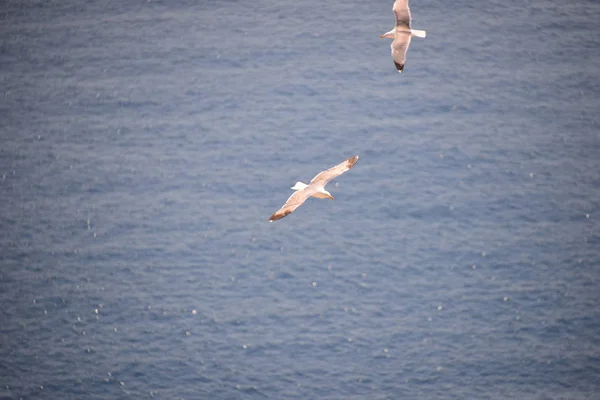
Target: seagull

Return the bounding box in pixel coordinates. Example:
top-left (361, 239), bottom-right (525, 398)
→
top-left (380, 0), bottom-right (427, 73)
top-left (269, 155), bottom-right (359, 222)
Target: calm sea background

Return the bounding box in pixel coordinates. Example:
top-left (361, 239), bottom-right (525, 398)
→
top-left (1, 0), bottom-right (600, 399)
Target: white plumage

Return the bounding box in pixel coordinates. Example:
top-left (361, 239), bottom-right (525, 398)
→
top-left (380, 0), bottom-right (427, 73)
top-left (269, 155), bottom-right (359, 222)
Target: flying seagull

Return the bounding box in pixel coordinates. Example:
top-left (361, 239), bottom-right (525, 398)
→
top-left (269, 155), bottom-right (359, 222)
top-left (380, 0), bottom-right (427, 73)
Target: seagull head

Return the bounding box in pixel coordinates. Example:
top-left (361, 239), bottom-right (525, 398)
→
top-left (380, 30), bottom-right (395, 39)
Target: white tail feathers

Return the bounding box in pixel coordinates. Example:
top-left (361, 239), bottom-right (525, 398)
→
top-left (411, 29), bottom-right (427, 38)
top-left (291, 181), bottom-right (308, 191)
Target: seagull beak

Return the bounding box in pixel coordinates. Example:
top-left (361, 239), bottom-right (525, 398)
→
top-left (379, 35), bottom-right (385, 38)
top-left (329, 195), bottom-right (334, 200)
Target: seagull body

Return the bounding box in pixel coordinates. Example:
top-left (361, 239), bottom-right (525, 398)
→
top-left (269, 155), bottom-right (359, 222)
top-left (380, 0), bottom-right (426, 73)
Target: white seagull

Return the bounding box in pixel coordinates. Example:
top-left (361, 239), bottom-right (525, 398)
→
top-left (269, 155), bottom-right (359, 222)
top-left (380, 0), bottom-right (427, 73)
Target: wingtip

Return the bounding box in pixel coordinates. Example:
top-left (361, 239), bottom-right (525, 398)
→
top-left (268, 213), bottom-right (283, 222)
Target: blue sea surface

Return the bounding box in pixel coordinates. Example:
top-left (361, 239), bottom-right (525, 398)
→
top-left (1, 0), bottom-right (600, 399)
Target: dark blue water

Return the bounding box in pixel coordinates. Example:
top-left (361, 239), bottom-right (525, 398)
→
top-left (1, 0), bottom-right (600, 399)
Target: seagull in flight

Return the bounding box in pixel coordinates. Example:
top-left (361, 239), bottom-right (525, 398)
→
top-left (269, 155), bottom-right (359, 222)
top-left (380, 0), bottom-right (427, 73)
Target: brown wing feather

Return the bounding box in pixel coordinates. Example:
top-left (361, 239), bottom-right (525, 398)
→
top-left (393, 0), bottom-right (411, 29)
top-left (268, 187), bottom-right (316, 222)
top-left (310, 155), bottom-right (359, 186)
top-left (392, 34), bottom-right (411, 72)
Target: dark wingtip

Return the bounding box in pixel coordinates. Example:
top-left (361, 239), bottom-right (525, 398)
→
top-left (394, 62), bottom-right (404, 72)
top-left (268, 210), bottom-right (291, 222)
top-left (348, 155), bottom-right (359, 168)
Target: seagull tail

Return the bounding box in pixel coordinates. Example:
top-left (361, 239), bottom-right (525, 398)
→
top-left (411, 29), bottom-right (427, 38)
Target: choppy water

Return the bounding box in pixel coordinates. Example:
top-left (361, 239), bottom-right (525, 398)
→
top-left (1, 0), bottom-right (600, 399)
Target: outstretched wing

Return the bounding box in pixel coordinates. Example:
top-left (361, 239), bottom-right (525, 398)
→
top-left (269, 187), bottom-right (316, 222)
top-left (391, 33), bottom-right (412, 72)
top-left (393, 0), bottom-right (411, 29)
top-left (310, 155), bottom-right (359, 187)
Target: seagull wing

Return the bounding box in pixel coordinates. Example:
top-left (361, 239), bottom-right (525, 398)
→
top-left (310, 155), bottom-right (359, 187)
top-left (391, 33), bottom-right (412, 72)
top-left (393, 0), bottom-right (411, 29)
top-left (269, 187), bottom-right (317, 222)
